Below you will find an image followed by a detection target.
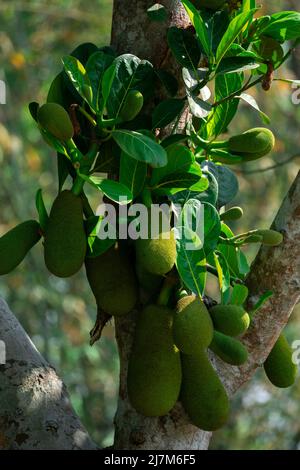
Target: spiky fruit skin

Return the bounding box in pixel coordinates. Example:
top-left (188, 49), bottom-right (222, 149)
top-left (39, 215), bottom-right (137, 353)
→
top-left (128, 305), bottom-right (181, 416)
top-left (220, 207), bottom-right (243, 222)
top-left (120, 90), bottom-right (144, 122)
top-left (38, 103), bottom-right (74, 141)
top-left (173, 295), bottom-right (214, 354)
top-left (209, 304), bottom-right (250, 337)
top-left (0, 221), bottom-right (41, 275)
top-left (257, 229), bottom-right (283, 246)
top-left (210, 331), bottom-right (248, 366)
top-left (228, 128), bottom-right (275, 161)
top-left (44, 190), bottom-right (86, 278)
top-left (136, 230), bottom-right (176, 276)
top-left (181, 350), bottom-right (229, 431)
top-left (264, 334), bottom-right (297, 388)
top-left (85, 246), bottom-right (138, 316)
top-left (192, 0), bottom-right (226, 10)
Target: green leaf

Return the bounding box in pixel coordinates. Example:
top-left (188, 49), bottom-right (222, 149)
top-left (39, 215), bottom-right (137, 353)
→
top-left (85, 215), bottom-right (116, 258)
top-left (28, 102), bottom-right (39, 122)
top-left (152, 171), bottom-right (203, 191)
top-left (206, 72), bottom-right (243, 138)
top-left (167, 26), bottom-right (201, 70)
top-left (216, 9), bottom-right (257, 65)
top-left (35, 189), bottom-right (49, 231)
top-left (62, 55), bottom-right (94, 109)
top-left (106, 54), bottom-right (154, 119)
top-left (182, 0), bottom-right (211, 58)
top-left (152, 99), bottom-right (185, 129)
top-left (201, 201), bottom-right (221, 255)
top-left (57, 153), bottom-right (74, 191)
top-left (169, 169), bottom-right (217, 207)
top-left (261, 11), bottom-right (300, 42)
top-left (161, 134), bottom-right (188, 148)
top-left (204, 10), bottom-right (229, 55)
top-left (205, 162), bottom-right (239, 207)
top-left (119, 153), bottom-right (147, 198)
top-left (112, 129), bottom-right (167, 168)
top-left (155, 69), bottom-right (178, 97)
top-left (151, 144), bottom-right (195, 185)
top-left (86, 51), bottom-right (114, 112)
top-left (175, 226), bottom-right (207, 297)
top-left (38, 126), bottom-right (69, 157)
top-left (69, 42), bottom-right (99, 66)
top-left (147, 3), bottom-right (167, 22)
top-left (216, 56), bottom-right (259, 74)
top-left (101, 63), bottom-right (117, 112)
top-left (187, 92), bottom-right (212, 118)
top-left (213, 251), bottom-right (231, 304)
top-left (237, 93), bottom-right (270, 124)
top-left (79, 173), bottom-right (133, 204)
top-left (231, 283), bottom-right (249, 306)
top-left (218, 223), bottom-right (249, 279)
top-left (250, 290), bottom-right (273, 317)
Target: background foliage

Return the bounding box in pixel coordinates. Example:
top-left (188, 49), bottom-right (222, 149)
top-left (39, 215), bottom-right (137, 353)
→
top-left (0, 0), bottom-right (299, 449)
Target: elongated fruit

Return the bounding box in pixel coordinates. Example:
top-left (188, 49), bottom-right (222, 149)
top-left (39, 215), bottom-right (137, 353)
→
top-left (181, 350), bottom-right (230, 431)
top-left (44, 190), bottom-right (86, 277)
top-left (228, 128), bottom-right (275, 161)
top-left (264, 334), bottom-right (297, 388)
top-left (86, 246), bottom-right (138, 316)
top-left (256, 229), bottom-right (283, 246)
top-left (220, 207), bottom-right (243, 222)
top-left (173, 295), bottom-right (214, 354)
top-left (210, 331), bottom-right (248, 366)
top-left (128, 304), bottom-right (181, 416)
top-left (209, 304), bottom-right (250, 337)
top-left (0, 221), bottom-right (41, 275)
top-left (37, 103), bottom-right (74, 141)
top-left (120, 90), bottom-right (144, 122)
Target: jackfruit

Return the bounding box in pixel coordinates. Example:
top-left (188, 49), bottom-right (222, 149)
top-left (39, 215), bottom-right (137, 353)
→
top-left (228, 128), bottom-right (275, 161)
top-left (120, 90), bottom-right (144, 122)
top-left (210, 331), bottom-right (248, 366)
top-left (220, 207), bottom-right (243, 222)
top-left (209, 304), bottom-right (250, 337)
top-left (256, 229), bottom-right (283, 246)
top-left (127, 304), bottom-right (181, 416)
top-left (44, 190), bottom-right (86, 277)
top-left (264, 334), bottom-right (297, 388)
top-left (192, 0), bottom-right (226, 10)
top-left (181, 350), bottom-right (229, 431)
top-left (0, 220), bottom-right (41, 275)
top-left (38, 103), bottom-right (74, 142)
top-left (85, 246), bottom-right (138, 316)
top-left (173, 295), bottom-right (214, 354)
top-left (135, 261), bottom-right (163, 295)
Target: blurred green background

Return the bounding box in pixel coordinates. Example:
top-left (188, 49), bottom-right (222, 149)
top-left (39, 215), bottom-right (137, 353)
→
top-left (0, 0), bottom-right (299, 449)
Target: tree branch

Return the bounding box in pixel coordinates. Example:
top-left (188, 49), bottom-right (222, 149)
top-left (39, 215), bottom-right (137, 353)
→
top-left (0, 298), bottom-right (97, 450)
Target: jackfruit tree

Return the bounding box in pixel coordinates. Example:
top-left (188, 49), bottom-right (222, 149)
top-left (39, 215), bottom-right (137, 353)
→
top-left (0, 0), bottom-right (300, 451)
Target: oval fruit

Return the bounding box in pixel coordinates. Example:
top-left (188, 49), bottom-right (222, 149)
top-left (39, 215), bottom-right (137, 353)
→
top-left (38, 103), bottom-right (74, 142)
top-left (209, 304), bottom-right (250, 337)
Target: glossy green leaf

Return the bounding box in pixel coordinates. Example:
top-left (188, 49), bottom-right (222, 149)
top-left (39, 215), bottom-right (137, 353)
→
top-left (79, 173), bottom-right (133, 204)
top-left (155, 69), bottom-right (178, 97)
top-left (213, 251), bottom-right (231, 304)
top-left (231, 284), bottom-right (249, 306)
top-left (167, 26), bottom-right (201, 70)
top-left (182, 0), bottom-right (211, 58)
top-left (237, 93), bottom-right (270, 124)
top-left (147, 3), bottom-right (167, 22)
top-left (119, 153), bottom-right (147, 198)
top-left (205, 162), bottom-right (239, 207)
top-left (35, 189), bottom-right (49, 231)
top-left (85, 215), bottom-right (116, 258)
top-left (86, 51), bottom-right (115, 112)
top-left (152, 99), bottom-right (185, 129)
top-left (261, 11), bottom-right (300, 42)
top-left (151, 144), bottom-right (194, 185)
top-left (62, 55), bottom-right (94, 109)
top-left (217, 56), bottom-right (259, 74)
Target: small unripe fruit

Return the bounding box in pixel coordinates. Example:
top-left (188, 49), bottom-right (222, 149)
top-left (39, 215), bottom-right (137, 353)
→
top-left (209, 304), bottom-right (250, 337)
top-left (38, 103), bottom-right (74, 141)
top-left (264, 334), bottom-right (297, 388)
top-left (210, 331), bottom-right (248, 366)
top-left (256, 229), bottom-right (283, 246)
top-left (120, 90), bottom-right (144, 122)
top-left (173, 295), bottom-right (214, 354)
top-left (220, 207), bottom-right (243, 222)
top-left (228, 128), bottom-right (275, 161)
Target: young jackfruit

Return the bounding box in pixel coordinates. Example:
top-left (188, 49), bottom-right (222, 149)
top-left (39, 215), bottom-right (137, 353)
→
top-left (181, 350), bottom-right (230, 431)
top-left (173, 295), bottom-right (214, 355)
top-left (256, 229), bottom-right (283, 246)
top-left (209, 304), bottom-right (250, 337)
top-left (209, 331), bottom-right (248, 366)
top-left (128, 304), bottom-right (181, 416)
top-left (264, 334), bottom-right (297, 388)
top-left (37, 103), bottom-right (74, 142)
top-left (85, 246), bottom-right (138, 316)
top-left (228, 128), bottom-right (275, 161)
top-left (120, 90), bottom-right (144, 122)
top-left (191, 0), bottom-right (226, 10)
top-left (44, 190), bottom-right (86, 277)
top-left (0, 220), bottom-right (41, 275)
top-left (135, 262), bottom-right (163, 295)
top-left (220, 207), bottom-right (244, 222)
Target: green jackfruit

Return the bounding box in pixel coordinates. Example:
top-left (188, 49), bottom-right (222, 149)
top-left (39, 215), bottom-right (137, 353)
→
top-left (85, 246), bottom-right (138, 316)
top-left (135, 262), bottom-right (163, 295)
top-left (264, 334), bottom-right (297, 388)
top-left (210, 331), bottom-right (248, 366)
top-left (173, 295), bottom-right (214, 354)
top-left (220, 207), bottom-right (243, 222)
top-left (0, 220), bottom-right (41, 275)
top-left (209, 304), bottom-right (250, 337)
top-left (120, 90), bottom-right (144, 122)
top-left (256, 229), bottom-right (283, 246)
top-left (181, 350), bottom-right (229, 431)
top-left (44, 190), bottom-right (86, 277)
top-left (191, 0), bottom-right (226, 10)
top-left (38, 103), bottom-right (74, 142)
top-left (128, 304), bottom-right (181, 416)
top-left (228, 128), bottom-right (275, 161)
